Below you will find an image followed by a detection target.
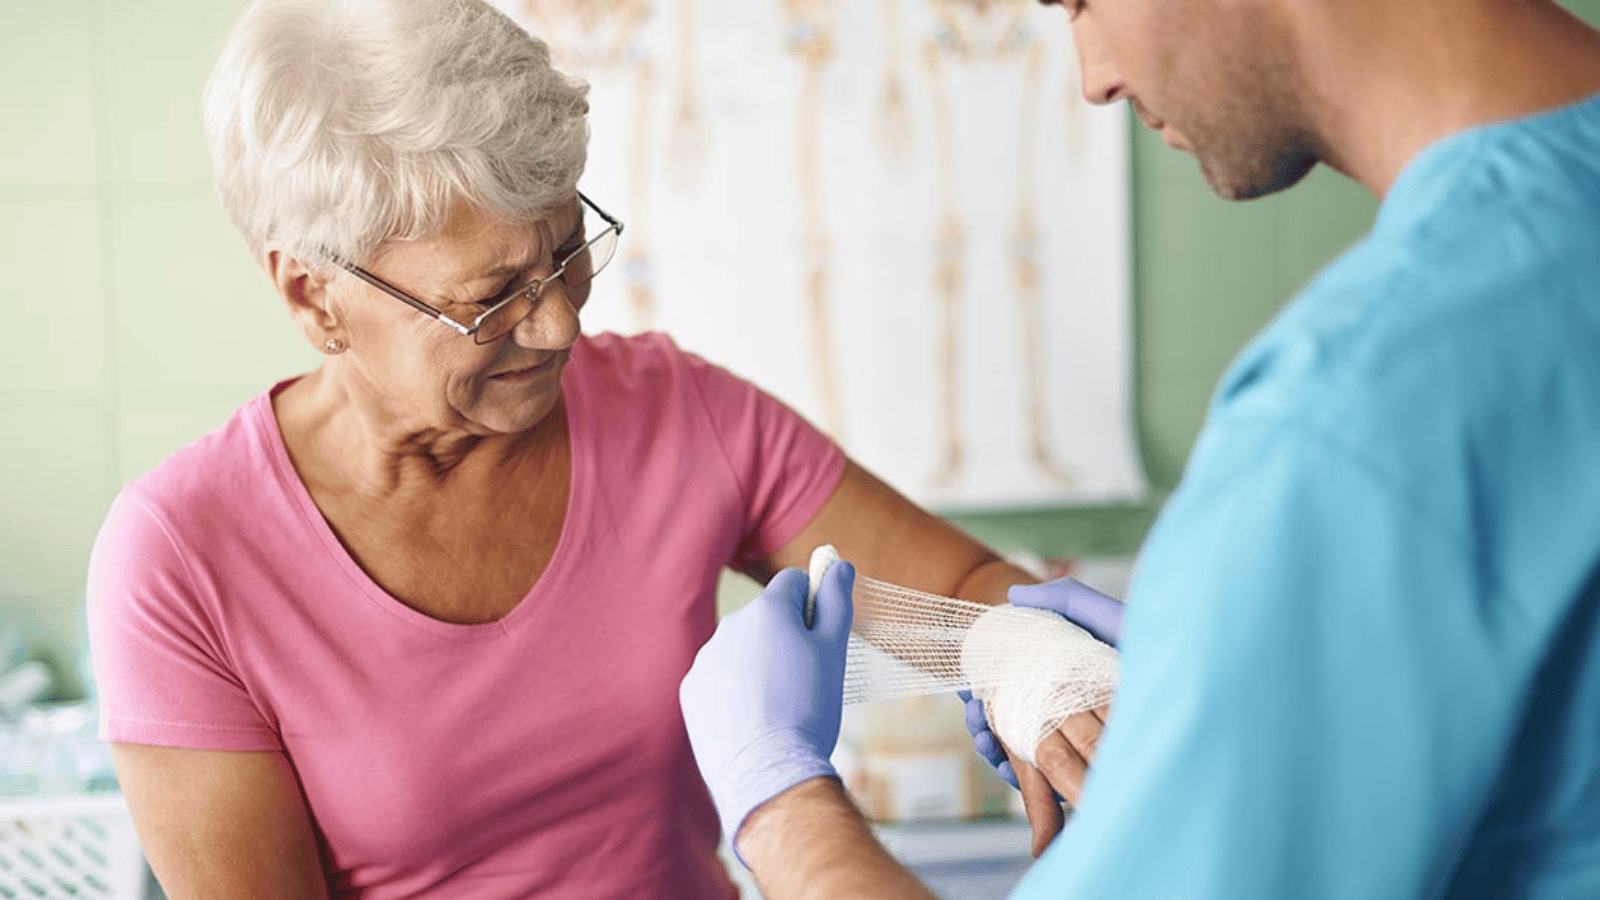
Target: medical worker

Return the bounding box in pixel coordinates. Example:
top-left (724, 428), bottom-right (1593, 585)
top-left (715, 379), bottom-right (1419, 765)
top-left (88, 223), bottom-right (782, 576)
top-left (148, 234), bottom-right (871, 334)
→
top-left (678, 0), bottom-right (1600, 896)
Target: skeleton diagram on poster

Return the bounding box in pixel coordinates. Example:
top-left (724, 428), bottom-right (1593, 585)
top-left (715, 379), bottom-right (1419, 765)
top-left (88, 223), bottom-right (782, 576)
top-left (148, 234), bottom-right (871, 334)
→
top-left (495, 0), bottom-right (1143, 510)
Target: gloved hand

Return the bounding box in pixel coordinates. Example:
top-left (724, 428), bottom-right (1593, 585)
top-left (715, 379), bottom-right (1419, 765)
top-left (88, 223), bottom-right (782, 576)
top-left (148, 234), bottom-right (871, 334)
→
top-left (679, 561), bottom-right (855, 860)
top-left (959, 578), bottom-right (1125, 787)
top-left (1010, 577), bottom-right (1125, 646)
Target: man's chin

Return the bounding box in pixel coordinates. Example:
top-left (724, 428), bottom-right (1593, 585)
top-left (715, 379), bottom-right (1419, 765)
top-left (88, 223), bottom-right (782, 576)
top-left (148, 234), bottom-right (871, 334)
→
top-left (1199, 151), bottom-right (1318, 202)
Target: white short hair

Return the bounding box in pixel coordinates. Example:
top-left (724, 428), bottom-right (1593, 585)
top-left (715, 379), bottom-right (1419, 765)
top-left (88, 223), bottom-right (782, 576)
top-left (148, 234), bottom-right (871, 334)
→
top-left (203, 0), bottom-right (590, 267)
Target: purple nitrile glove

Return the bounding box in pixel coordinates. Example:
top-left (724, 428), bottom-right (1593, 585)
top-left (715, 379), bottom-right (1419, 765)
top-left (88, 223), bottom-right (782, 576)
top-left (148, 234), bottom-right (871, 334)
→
top-left (958, 685), bottom-right (1021, 788)
top-left (1008, 577), bottom-right (1125, 646)
top-left (959, 578), bottom-right (1125, 787)
top-left (679, 561), bottom-right (855, 862)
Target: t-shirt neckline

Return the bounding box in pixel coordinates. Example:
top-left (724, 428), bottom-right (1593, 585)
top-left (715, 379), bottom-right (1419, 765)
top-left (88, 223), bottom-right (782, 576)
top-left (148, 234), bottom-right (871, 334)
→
top-left (249, 366), bottom-right (589, 639)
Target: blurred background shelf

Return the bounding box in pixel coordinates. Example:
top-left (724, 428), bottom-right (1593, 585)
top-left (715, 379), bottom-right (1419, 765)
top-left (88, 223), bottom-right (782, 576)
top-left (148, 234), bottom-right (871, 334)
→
top-left (0, 791), bottom-right (152, 900)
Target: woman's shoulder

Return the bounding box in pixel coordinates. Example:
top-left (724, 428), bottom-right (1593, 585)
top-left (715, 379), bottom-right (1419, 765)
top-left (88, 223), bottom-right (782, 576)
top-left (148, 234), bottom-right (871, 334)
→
top-left (576, 330), bottom-right (698, 371)
top-left (571, 331), bottom-right (742, 399)
top-left (120, 385), bottom-right (289, 531)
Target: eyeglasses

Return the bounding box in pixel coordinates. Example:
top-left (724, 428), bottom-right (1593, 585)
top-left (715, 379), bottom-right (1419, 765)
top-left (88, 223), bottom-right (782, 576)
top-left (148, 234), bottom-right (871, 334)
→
top-left (336, 191), bottom-right (623, 344)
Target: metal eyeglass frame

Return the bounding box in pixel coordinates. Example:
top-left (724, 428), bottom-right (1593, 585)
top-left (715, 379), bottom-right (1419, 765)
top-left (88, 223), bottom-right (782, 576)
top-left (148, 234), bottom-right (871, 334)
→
top-left (334, 191), bottom-right (624, 344)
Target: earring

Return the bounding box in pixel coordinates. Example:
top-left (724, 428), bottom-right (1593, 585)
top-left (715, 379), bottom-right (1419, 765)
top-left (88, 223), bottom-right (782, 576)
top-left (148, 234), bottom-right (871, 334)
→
top-left (324, 338), bottom-right (346, 354)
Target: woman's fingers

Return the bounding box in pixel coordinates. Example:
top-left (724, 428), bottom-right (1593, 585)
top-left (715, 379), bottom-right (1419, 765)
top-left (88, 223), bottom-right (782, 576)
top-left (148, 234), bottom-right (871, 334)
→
top-left (1008, 750), bottom-right (1065, 858)
top-left (991, 704), bottom-right (1115, 856)
top-left (1029, 707), bottom-right (1107, 803)
top-left (1058, 708), bottom-right (1104, 764)
top-left (1032, 730), bottom-right (1089, 807)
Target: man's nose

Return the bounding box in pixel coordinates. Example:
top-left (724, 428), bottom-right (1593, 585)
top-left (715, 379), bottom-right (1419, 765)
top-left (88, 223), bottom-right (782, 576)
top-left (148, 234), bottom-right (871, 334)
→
top-left (1074, 20), bottom-right (1125, 106)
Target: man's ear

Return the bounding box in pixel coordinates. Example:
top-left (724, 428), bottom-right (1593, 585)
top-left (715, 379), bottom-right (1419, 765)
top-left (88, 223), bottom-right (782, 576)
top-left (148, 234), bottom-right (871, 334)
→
top-left (265, 249), bottom-right (344, 349)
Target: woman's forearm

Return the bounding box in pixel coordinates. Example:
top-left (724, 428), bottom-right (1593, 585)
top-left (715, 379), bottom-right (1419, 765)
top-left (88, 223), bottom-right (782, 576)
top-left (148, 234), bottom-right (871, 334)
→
top-left (951, 555), bottom-right (1039, 606)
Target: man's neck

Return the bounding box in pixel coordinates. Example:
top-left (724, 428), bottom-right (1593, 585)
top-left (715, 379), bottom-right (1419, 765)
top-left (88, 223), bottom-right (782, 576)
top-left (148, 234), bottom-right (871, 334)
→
top-left (1298, 0), bottom-right (1600, 197)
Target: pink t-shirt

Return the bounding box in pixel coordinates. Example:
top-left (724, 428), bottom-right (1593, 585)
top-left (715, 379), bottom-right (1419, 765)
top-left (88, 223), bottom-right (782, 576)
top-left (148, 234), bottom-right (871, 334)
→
top-left (87, 332), bottom-right (846, 899)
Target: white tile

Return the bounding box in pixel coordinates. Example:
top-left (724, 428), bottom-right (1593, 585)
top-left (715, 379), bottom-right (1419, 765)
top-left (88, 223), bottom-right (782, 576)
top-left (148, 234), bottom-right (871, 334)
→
top-left (0, 396), bottom-right (117, 604)
top-left (102, 0), bottom-right (248, 185)
top-left (0, 1), bottom-right (102, 188)
top-left (108, 193), bottom-right (318, 398)
top-left (0, 197), bottom-right (110, 398)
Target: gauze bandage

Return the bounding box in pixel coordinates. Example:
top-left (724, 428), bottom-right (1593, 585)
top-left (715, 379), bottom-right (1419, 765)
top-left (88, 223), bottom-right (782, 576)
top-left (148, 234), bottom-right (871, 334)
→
top-left (809, 545), bottom-right (1118, 766)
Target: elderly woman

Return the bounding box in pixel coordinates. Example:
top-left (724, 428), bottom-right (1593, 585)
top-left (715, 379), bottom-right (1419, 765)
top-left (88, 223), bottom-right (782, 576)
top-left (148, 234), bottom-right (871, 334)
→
top-left (85, 0), bottom-right (1099, 896)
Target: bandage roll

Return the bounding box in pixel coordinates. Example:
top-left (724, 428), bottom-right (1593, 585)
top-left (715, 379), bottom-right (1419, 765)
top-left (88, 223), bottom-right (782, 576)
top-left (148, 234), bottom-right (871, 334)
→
top-left (809, 545), bottom-right (1119, 766)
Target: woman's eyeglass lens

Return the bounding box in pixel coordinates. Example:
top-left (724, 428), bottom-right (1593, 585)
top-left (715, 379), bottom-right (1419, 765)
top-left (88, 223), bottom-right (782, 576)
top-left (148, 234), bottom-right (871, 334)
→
top-left (470, 211), bottom-right (620, 344)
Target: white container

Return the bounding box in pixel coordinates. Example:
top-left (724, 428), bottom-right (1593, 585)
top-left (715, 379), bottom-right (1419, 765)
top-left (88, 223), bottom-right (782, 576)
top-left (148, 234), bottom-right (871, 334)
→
top-left (0, 792), bottom-right (149, 900)
top-left (837, 695), bottom-right (1014, 824)
top-left (0, 662), bottom-right (52, 717)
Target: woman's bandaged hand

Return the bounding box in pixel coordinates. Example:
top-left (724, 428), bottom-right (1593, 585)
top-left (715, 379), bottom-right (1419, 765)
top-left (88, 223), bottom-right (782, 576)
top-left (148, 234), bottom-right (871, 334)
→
top-left (959, 579), bottom-right (1124, 852)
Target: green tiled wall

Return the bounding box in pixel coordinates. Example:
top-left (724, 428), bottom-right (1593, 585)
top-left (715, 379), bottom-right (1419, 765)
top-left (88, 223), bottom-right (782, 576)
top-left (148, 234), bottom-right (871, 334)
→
top-left (1, 0), bottom-right (319, 692)
top-left (5, 1), bottom-right (1599, 691)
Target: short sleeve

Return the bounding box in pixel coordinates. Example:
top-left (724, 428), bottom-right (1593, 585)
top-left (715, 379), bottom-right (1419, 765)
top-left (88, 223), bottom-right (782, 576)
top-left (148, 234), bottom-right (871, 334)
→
top-left (1012, 417), bottom-right (1549, 900)
top-left (680, 352), bottom-right (846, 569)
top-left (87, 489), bottom-right (280, 751)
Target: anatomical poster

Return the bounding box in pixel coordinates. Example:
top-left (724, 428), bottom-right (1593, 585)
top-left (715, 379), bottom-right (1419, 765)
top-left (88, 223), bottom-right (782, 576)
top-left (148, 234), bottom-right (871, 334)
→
top-left (495, 0), bottom-right (1143, 509)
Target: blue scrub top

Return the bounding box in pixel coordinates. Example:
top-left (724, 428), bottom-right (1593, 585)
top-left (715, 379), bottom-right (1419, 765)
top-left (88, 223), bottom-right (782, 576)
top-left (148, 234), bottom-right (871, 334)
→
top-left (1015, 93), bottom-right (1600, 899)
